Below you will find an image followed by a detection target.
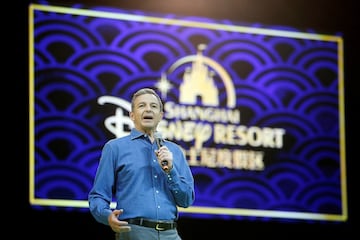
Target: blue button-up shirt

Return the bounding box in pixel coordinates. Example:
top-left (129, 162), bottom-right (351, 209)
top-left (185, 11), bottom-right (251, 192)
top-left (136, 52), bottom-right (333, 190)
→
top-left (88, 128), bottom-right (195, 225)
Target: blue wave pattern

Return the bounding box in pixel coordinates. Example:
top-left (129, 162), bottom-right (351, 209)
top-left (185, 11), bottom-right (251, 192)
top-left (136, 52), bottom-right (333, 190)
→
top-left (31, 5), bottom-right (344, 220)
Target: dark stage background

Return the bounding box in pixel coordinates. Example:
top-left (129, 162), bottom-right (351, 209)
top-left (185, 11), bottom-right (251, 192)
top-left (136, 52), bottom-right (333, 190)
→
top-left (13, 0), bottom-right (357, 239)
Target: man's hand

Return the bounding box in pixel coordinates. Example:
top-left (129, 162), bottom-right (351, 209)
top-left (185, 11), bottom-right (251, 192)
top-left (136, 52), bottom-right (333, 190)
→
top-left (156, 146), bottom-right (173, 172)
top-left (108, 209), bottom-right (131, 233)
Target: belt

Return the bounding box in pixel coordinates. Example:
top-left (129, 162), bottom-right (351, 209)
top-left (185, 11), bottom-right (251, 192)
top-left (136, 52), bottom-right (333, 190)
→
top-left (125, 218), bottom-right (177, 231)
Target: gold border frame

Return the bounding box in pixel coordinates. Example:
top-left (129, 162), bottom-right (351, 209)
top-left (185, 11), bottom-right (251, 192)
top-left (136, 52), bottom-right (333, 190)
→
top-left (28, 3), bottom-right (347, 222)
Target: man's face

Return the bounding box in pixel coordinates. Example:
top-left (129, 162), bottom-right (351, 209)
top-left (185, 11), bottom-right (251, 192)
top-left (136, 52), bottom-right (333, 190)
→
top-left (130, 93), bottom-right (163, 132)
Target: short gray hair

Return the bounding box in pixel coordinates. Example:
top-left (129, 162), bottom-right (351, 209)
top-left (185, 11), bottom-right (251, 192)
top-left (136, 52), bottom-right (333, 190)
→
top-left (131, 88), bottom-right (163, 112)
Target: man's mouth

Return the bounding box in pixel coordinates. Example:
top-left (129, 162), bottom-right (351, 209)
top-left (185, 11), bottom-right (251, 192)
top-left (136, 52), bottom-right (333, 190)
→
top-left (143, 115), bottom-right (153, 120)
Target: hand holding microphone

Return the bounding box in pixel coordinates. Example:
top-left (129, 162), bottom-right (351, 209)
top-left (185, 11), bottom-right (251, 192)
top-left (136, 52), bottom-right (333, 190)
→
top-left (154, 132), bottom-right (172, 172)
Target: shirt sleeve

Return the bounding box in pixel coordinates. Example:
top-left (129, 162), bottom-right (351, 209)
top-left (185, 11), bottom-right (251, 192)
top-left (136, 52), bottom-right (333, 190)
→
top-left (165, 143), bottom-right (195, 208)
top-left (88, 142), bottom-right (116, 225)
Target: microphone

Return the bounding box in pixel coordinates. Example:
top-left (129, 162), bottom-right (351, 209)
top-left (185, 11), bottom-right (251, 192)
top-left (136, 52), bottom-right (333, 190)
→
top-left (154, 132), bottom-right (168, 169)
top-left (154, 131), bottom-right (164, 148)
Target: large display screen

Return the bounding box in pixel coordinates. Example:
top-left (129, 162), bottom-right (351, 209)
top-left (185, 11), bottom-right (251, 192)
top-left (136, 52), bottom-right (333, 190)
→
top-left (29, 3), bottom-right (347, 222)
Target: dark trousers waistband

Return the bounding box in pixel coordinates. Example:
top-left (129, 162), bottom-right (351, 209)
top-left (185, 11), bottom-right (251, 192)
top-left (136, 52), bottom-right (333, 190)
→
top-left (125, 218), bottom-right (177, 231)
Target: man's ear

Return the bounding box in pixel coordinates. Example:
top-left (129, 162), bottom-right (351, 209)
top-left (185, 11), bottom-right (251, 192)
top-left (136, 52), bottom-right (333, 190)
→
top-left (129, 111), bottom-right (135, 121)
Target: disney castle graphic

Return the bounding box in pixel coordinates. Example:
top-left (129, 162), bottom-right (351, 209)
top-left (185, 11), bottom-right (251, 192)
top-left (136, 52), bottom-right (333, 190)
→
top-left (179, 44), bottom-right (219, 106)
top-left (158, 43), bottom-right (235, 107)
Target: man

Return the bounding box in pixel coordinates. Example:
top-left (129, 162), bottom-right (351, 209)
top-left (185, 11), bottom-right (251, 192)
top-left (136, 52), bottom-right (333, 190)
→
top-left (88, 88), bottom-right (195, 240)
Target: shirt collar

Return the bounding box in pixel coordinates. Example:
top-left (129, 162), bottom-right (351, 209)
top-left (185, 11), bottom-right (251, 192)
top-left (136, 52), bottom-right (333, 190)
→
top-left (130, 128), bottom-right (148, 140)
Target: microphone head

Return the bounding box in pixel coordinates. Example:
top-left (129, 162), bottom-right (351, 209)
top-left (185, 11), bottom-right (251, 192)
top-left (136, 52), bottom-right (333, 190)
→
top-left (154, 131), bottom-right (164, 147)
top-left (154, 131), bottom-right (163, 140)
